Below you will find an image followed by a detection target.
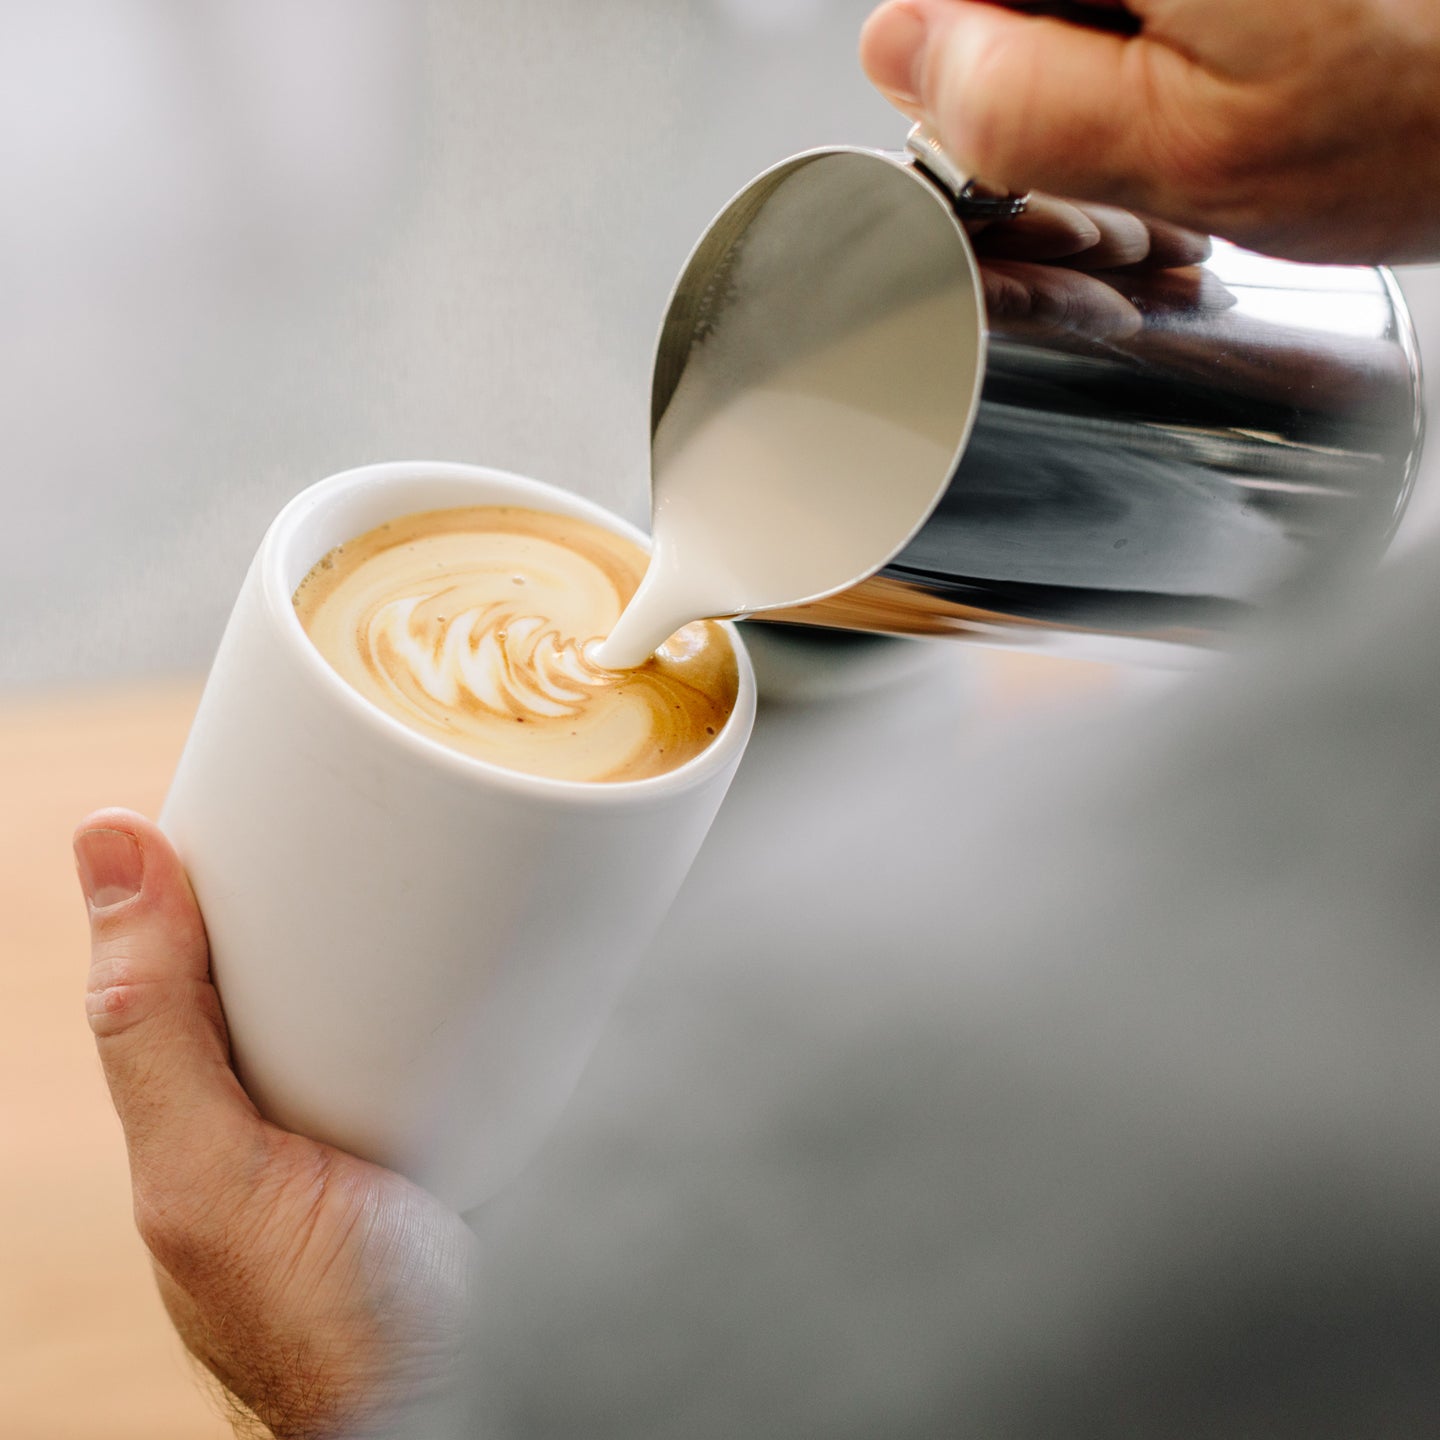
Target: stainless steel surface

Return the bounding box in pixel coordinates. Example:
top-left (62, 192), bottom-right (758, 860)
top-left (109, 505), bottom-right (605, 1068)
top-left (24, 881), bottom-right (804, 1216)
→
top-left (645, 144), bottom-right (987, 632)
top-left (654, 136), bottom-right (1425, 662)
top-left (783, 235), bottom-right (1423, 660)
top-left (905, 122), bottom-right (1030, 221)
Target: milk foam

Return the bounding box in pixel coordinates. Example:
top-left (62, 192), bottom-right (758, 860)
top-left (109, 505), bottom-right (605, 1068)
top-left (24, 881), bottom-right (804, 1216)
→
top-left (369, 599), bottom-right (603, 719)
top-left (593, 291), bottom-right (978, 669)
top-left (294, 507), bottom-right (738, 784)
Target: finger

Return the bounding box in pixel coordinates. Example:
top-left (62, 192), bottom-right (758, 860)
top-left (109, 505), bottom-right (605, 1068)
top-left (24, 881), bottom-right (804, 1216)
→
top-left (860, 2), bottom-right (928, 120)
top-left (1104, 263), bottom-right (1237, 317)
top-left (970, 194), bottom-right (1101, 260)
top-left (982, 260), bottom-right (1143, 340)
top-left (1132, 214), bottom-right (1212, 269)
top-left (1055, 202), bottom-right (1152, 269)
top-left (862, 0), bottom-right (1206, 216)
top-left (77, 810), bottom-right (264, 1192)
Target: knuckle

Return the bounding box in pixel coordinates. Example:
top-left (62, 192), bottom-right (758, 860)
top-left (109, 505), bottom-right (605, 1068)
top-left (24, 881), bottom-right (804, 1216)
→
top-left (85, 958), bottom-right (155, 1039)
top-left (928, 24), bottom-right (1032, 181)
top-left (86, 955), bottom-right (225, 1045)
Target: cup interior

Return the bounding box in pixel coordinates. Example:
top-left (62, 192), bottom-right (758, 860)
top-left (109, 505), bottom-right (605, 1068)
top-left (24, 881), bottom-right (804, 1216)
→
top-left (271, 463), bottom-right (654, 594)
top-left (259, 462), bottom-right (756, 796)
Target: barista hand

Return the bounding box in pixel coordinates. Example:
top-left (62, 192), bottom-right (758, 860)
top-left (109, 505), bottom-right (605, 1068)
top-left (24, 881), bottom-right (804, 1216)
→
top-left (76, 811), bottom-right (471, 1440)
top-left (861, 0), bottom-right (1440, 263)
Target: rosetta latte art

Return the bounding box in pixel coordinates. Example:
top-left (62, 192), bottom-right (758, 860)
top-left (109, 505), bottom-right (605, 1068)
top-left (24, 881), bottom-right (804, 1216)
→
top-left (294, 506), bottom-right (739, 783)
top-left (369, 599), bottom-right (608, 720)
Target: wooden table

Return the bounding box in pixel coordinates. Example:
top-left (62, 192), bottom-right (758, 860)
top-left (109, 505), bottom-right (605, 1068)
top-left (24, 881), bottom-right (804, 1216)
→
top-left (0, 653), bottom-right (1111, 1437)
top-left (0, 679), bottom-right (232, 1440)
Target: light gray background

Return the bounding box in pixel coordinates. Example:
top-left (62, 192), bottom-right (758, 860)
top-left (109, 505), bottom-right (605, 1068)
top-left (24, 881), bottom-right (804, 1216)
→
top-left (3, 0), bottom-right (1437, 691)
top-left (1, 0), bottom-right (890, 687)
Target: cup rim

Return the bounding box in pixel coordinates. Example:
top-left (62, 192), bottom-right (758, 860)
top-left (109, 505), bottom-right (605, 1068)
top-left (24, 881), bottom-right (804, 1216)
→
top-left (256, 461), bottom-right (757, 807)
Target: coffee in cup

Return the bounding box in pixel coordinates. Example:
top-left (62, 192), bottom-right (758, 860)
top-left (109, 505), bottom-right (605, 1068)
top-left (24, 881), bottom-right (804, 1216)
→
top-left (163, 463), bottom-right (757, 1207)
top-left (293, 506), bottom-right (739, 783)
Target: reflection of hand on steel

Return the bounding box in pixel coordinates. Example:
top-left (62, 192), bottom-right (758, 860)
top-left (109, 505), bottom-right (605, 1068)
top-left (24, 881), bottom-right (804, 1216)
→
top-left (981, 257), bottom-right (1145, 340)
top-left (972, 194), bottom-right (1229, 341)
top-left (970, 195), bottom-right (1208, 269)
top-left (973, 199), bottom-right (1405, 410)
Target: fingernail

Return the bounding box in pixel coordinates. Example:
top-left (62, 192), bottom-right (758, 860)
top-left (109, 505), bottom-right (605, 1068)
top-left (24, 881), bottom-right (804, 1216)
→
top-left (75, 828), bottom-right (144, 913)
top-left (871, 1), bottom-right (929, 105)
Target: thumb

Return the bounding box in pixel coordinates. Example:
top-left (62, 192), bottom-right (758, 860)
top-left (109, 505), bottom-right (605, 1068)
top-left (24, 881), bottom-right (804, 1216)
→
top-left (861, 1), bottom-right (1207, 220)
top-left (76, 810), bottom-right (264, 1192)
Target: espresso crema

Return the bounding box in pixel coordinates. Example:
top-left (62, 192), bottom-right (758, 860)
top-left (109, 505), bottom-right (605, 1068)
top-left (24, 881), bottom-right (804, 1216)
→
top-left (294, 507), bottom-right (739, 783)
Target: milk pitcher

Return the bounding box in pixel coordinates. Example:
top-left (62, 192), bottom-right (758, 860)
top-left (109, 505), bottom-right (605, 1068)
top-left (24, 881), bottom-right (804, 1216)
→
top-left (651, 125), bottom-right (1424, 663)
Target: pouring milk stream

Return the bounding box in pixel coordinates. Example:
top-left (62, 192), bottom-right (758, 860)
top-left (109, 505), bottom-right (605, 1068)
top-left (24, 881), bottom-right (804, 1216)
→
top-left (592, 136), bottom-right (988, 670)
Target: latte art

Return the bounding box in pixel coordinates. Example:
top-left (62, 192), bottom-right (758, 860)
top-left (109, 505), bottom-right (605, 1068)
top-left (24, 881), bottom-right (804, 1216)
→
top-left (368, 598), bottom-right (607, 720)
top-left (294, 507), bottom-right (739, 783)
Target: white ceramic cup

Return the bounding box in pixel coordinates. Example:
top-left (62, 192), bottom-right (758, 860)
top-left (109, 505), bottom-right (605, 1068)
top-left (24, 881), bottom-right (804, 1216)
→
top-left (162, 462), bottom-right (756, 1210)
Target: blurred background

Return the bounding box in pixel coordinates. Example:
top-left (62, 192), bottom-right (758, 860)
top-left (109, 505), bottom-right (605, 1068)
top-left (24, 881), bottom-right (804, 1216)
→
top-left (3, 2), bottom-right (1437, 1435)
top-left (1, 0), bottom-right (912, 689)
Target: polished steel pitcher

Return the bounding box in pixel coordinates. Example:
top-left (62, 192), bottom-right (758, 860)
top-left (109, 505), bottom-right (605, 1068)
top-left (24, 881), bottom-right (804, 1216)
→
top-left (652, 127), bottom-right (1424, 663)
